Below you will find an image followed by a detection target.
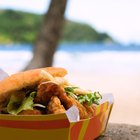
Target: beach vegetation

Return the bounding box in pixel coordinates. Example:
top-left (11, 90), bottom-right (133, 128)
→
top-left (0, 10), bottom-right (113, 44)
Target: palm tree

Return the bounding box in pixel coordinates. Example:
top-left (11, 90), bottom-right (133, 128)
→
top-left (25, 0), bottom-right (67, 70)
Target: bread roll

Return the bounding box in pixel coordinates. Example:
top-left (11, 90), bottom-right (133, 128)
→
top-left (0, 67), bottom-right (67, 108)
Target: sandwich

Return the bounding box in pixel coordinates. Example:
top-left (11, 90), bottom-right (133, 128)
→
top-left (0, 67), bottom-right (102, 119)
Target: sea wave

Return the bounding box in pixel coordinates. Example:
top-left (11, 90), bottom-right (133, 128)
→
top-left (1, 49), bottom-right (140, 75)
top-left (54, 51), bottom-right (140, 74)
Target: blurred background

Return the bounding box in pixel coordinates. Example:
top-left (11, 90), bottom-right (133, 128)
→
top-left (0, 0), bottom-right (140, 126)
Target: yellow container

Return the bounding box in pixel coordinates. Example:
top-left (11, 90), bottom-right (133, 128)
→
top-left (0, 94), bottom-right (113, 140)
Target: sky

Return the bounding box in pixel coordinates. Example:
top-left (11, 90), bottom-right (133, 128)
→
top-left (0, 0), bottom-right (140, 44)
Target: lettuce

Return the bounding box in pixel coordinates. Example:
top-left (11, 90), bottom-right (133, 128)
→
top-left (77, 92), bottom-right (102, 106)
top-left (7, 92), bottom-right (36, 115)
top-left (64, 86), bottom-right (78, 99)
top-left (64, 86), bottom-right (102, 106)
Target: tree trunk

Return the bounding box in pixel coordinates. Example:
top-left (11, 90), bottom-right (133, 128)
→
top-left (24, 0), bottom-right (67, 70)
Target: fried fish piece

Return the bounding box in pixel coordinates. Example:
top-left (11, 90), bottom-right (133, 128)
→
top-left (36, 82), bottom-right (89, 119)
top-left (47, 96), bottom-right (66, 114)
top-left (65, 96), bottom-right (89, 119)
top-left (83, 103), bottom-right (96, 118)
top-left (35, 81), bottom-right (67, 105)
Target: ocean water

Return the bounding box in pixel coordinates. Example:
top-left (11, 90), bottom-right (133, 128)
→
top-left (0, 43), bottom-right (140, 75)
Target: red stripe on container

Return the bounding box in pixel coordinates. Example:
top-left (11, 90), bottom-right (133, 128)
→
top-left (84, 114), bottom-right (102, 140)
top-left (70, 121), bottom-right (83, 140)
top-left (0, 119), bottom-right (69, 129)
top-left (100, 104), bottom-right (104, 113)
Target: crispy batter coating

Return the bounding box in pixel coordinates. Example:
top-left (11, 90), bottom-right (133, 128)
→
top-left (83, 103), bottom-right (96, 118)
top-left (47, 96), bottom-right (66, 114)
top-left (18, 109), bottom-right (42, 115)
top-left (65, 96), bottom-right (89, 119)
top-left (35, 82), bottom-right (68, 105)
top-left (36, 82), bottom-right (90, 119)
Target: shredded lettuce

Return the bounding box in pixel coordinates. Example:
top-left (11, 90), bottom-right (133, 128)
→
top-left (77, 92), bottom-right (102, 106)
top-left (64, 87), bottom-right (102, 106)
top-left (64, 86), bottom-right (78, 99)
top-left (64, 86), bottom-right (79, 93)
top-left (7, 92), bottom-right (36, 115)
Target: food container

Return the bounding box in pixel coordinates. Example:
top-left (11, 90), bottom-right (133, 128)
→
top-left (0, 94), bottom-right (113, 140)
top-left (0, 69), bottom-right (113, 140)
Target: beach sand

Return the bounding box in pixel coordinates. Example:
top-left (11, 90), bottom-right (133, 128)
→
top-left (66, 70), bottom-right (140, 126)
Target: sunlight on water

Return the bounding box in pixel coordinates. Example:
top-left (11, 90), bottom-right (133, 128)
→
top-left (0, 49), bottom-right (140, 75)
top-left (54, 51), bottom-right (140, 74)
top-left (0, 50), bottom-right (33, 74)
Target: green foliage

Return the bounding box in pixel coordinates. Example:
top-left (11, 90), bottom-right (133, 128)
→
top-left (0, 10), bottom-right (112, 43)
top-left (62, 21), bottom-right (112, 42)
top-left (0, 10), bottom-right (42, 43)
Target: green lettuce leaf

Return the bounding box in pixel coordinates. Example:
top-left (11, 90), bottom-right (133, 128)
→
top-left (64, 86), bottom-right (102, 106)
top-left (77, 92), bottom-right (102, 106)
top-left (7, 91), bottom-right (36, 115)
top-left (64, 86), bottom-right (78, 99)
